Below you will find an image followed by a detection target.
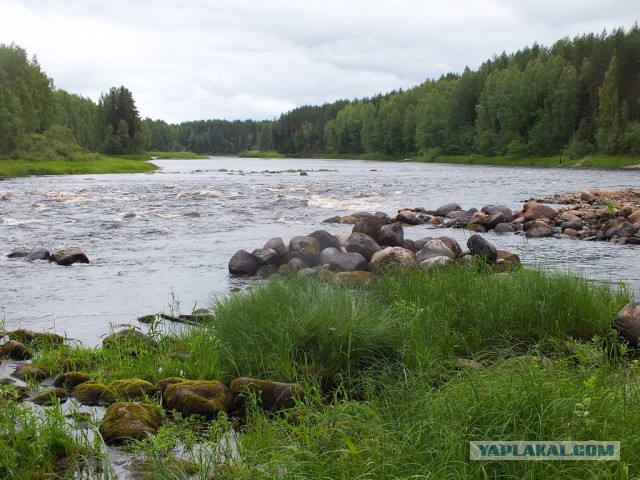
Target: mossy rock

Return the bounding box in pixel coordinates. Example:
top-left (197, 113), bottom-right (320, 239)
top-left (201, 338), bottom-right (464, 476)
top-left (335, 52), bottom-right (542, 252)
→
top-left (12, 364), bottom-right (48, 381)
top-left (102, 328), bottom-right (158, 351)
top-left (7, 329), bottom-right (65, 346)
top-left (71, 380), bottom-right (115, 405)
top-left (31, 388), bottom-right (69, 406)
top-left (0, 340), bottom-right (30, 360)
top-left (99, 402), bottom-right (163, 444)
top-left (163, 380), bottom-right (233, 417)
top-left (156, 377), bottom-right (188, 396)
top-left (53, 372), bottom-right (91, 391)
top-left (230, 377), bottom-right (300, 411)
top-left (110, 378), bottom-right (157, 401)
top-left (331, 271), bottom-right (372, 286)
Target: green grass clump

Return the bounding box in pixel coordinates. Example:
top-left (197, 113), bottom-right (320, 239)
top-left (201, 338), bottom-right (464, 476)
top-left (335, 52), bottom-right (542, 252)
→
top-left (149, 151), bottom-right (210, 159)
top-left (238, 150), bottom-right (285, 158)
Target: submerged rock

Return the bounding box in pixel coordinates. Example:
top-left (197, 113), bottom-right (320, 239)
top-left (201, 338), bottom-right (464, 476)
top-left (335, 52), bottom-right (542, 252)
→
top-left (51, 248), bottom-right (90, 266)
top-left (99, 402), bottom-right (163, 444)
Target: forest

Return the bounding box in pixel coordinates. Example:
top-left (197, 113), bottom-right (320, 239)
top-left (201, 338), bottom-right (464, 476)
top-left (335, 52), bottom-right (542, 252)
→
top-left (1, 25), bottom-right (639, 160)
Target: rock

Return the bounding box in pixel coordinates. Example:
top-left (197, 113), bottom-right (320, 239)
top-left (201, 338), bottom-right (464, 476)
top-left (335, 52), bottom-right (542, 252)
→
top-left (281, 257), bottom-right (306, 273)
top-left (419, 256), bottom-right (452, 270)
top-left (377, 223), bottom-right (404, 247)
top-left (467, 234), bottom-right (497, 263)
top-left (26, 248), bottom-right (51, 261)
top-left (627, 210), bottom-right (640, 226)
top-left (416, 240), bottom-right (454, 263)
top-left (495, 250), bottom-right (522, 271)
top-left (523, 201), bottom-right (558, 221)
top-left (297, 268), bottom-right (317, 278)
top-left (163, 380), bottom-right (233, 417)
top-left (7, 329), bottom-right (64, 346)
top-left (327, 252), bottom-right (367, 272)
top-left (437, 236), bottom-right (462, 257)
top-left (289, 236), bottom-right (320, 266)
top-left (230, 377), bottom-right (300, 411)
top-left (580, 191), bottom-right (592, 202)
top-left (263, 237), bottom-right (287, 258)
top-left (494, 223), bottom-right (516, 234)
top-left (300, 171), bottom-right (308, 176)
top-left (308, 230), bottom-right (341, 251)
top-left (346, 233), bottom-right (381, 262)
top-left (71, 380), bottom-right (116, 405)
top-left (228, 249), bottom-right (259, 275)
top-left (524, 221), bottom-right (554, 238)
top-left (50, 248), bottom-right (90, 266)
top-left (53, 372), bottom-right (91, 391)
top-left (395, 209), bottom-right (425, 225)
top-left (559, 212), bottom-right (583, 232)
top-left (331, 271), bottom-right (372, 285)
top-left (319, 247), bottom-right (339, 265)
top-left (614, 303), bottom-right (640, 346)
top-left (31, 388), bottom-right (68, 406)
top-left (99, 402), bottom-right (163, 444)
top-left (251, 248), bottom-right (279, 266)
top-left (110, 379), bottom-right (157, 401)
top-left (454, 358), bottom-right (484, 370)
top-left (374, 211), bottom-right (392, 224)
top-left (564, 228), bottom-right (579, 237)
top-left (352, 215), bottom-right (383, 240)
top-left (0, 340), bottom-right (30, 360)
top-left (12, 364), bottom-right (47, 381)
top-left (103, 328), bottom-right (157, 350)
top-left (156, 377), bottom-right (188, 396)
top-left (481, 205), bottom-right (513, 222)
top-left (605, 221), bottom-right (637, 239)
top-left (370, 247), bottom-right (417, 273)
top-left (413, 237), bottom-right (434, 251)
top-left (434, 203), bottom-right (461, 217)
top-left (7, 251), bottom-right (28, 258)
top-left (335, 233), bottom-right (350, 249)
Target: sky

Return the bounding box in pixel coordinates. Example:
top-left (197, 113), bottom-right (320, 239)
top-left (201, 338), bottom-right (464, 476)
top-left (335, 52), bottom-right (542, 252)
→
top-left (1, 0), bottom-right (638, 124)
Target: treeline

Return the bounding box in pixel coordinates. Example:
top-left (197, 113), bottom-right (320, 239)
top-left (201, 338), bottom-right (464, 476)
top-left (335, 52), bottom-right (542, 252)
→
top-left (263, 25), bottom-right (640, 158)
top-left (2, 25), bottom-right (639, 160)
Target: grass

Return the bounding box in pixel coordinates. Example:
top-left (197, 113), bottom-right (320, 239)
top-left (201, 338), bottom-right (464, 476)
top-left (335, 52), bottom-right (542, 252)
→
top-left (239, 150), bottom-right (285, 159)
top-left (0, 155), bottom-right (157, 177)
top-left (12, 265), bottom-right (640, 478)
top-left (414, 154), bottom-right (576, 167)
top-left (578, 155), bottom-right (640, 168)
top-left (149, 151), bottom-right (210, 160)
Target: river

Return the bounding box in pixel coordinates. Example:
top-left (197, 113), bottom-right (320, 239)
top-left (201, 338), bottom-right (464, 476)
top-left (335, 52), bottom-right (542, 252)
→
top-left (1, 157), bottom-right (638, 345)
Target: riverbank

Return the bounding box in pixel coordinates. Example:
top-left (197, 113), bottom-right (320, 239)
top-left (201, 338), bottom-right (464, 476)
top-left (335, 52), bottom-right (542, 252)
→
top-left (2, 261), bottom-right (639, 478)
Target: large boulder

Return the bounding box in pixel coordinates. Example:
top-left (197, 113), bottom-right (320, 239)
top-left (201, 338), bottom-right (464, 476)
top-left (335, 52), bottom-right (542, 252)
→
top-left (99, 402), bottom-right (163, 444)
top-left (346, 233), bottom-right (381, 262)
top-left (230, 377), bottom-right (300, 411)
top-left (523, 201), bottom-right (558, 221)
top-left (370, 247), bottom-right (417, 273)
top-left (163, 380), bottom-right (233, 417)
top-left (352, 215), bottom-right (383, 240)
top-left (614, 303), bottom-right (640, 346)
top-left (308, 230), bottom-right (341, 251)
top-left (250, 248), bottom-right (279, 266)
top-left (467, 234), bottom-right (497, 263)
top-left (524, 221), bottom-right (554, 238)
top-left (228, 249), bottom-right (259, 275)
top-left (377, 223), bottom-right (404, 247)
top-left (289, 236), bottom-right (320, 267)
top-left (327, 252), bottom-right (367, 272)
top-left (263, 237), bottom-right (287, 258)
top-left (416, 239), bottom-right (454, 263)
top-left (51, 248), bottom-right (90, 266)
top-left (437, 236), bottom-right (462, 257)
top-left (434, 203), bottom-right (461, 217)
top-left (319, 247), bottom-right (340, 265)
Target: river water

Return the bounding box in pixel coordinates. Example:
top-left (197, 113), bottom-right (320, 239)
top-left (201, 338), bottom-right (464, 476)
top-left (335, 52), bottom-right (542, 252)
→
top-left (1, 157), bottom-right (639, 345)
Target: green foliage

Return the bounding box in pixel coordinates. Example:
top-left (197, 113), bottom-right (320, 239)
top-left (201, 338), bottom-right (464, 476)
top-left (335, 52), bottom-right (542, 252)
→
top-left (238, 150), bottom-right (284, 158)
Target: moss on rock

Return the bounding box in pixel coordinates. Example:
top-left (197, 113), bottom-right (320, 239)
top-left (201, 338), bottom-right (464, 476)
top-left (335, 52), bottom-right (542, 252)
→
top-left (12, 364), bottom-right (47, 381)
top-left (0, 340), bottom-right (31, 360)
top-left (53, 372), bottom-right (91, 391)
top-left (110, 378), bottom-right (156, 400)
top-left (71, 380), bottom-right (115, 405)
top-left (163, 380), bottom-right (233, 417)
top-left (156, 377), bottom-right (188, 396)
top-left (98, 402), bottom-right (163, 444)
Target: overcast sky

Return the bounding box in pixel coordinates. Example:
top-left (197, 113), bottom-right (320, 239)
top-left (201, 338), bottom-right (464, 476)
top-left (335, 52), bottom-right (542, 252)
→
top-left (1, 0), bottom-right (638, 123)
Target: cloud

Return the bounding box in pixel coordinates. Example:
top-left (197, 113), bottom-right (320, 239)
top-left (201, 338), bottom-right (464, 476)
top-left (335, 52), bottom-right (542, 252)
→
top-left (1, 0), bottom-right (637, 122)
